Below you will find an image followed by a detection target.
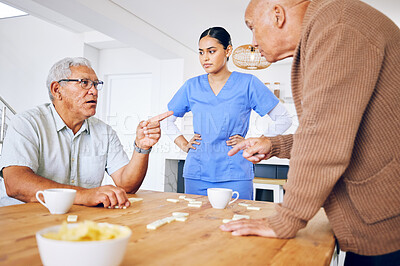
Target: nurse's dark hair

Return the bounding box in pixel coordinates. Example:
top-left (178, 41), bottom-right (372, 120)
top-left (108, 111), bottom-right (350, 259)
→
top-left (199, 27), bottom-right (232, 60)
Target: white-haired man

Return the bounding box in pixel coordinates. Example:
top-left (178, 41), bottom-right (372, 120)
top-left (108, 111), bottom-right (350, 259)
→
top-left (0, 57), bottom-right (172, 208)
top-left (221, 0), bottom-right (400, 264)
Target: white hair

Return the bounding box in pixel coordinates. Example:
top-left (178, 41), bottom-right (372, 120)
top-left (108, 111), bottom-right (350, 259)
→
top-left (46, 57), bottom-right (92, 101)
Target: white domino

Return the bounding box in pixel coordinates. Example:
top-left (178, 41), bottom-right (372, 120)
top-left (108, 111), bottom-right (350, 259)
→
top-left (188, 203), bottom-right (201, 208)
top-left (166, 199), bottom-right (179, 203)
top-left (172, 212), bottom-right (189, 217)
top-left (238, 203), bottom-right (250, 207)
top-left (184, 198), bottom-right (196, 202)
top-left (222, 219), bottom-right (232, 224)
top-left (190, 201), bottom-right (202, 205)
top-left (147, 212), bottom-right (191, 229)
top-left (175, 216), bottom-right (188, 222)
top-left (146, 224), bottom-right (160, 230)
top-left (247, 206), bottom-right (261, 211)
top-left (67, 215), bottom-right (78, 222)
top-left (146, 219), bottom-right (168, 230)
top-left (178, 195), bottom-right (186, 199)
top-left (107, 205), bottom-right (126, 209)
top-left (232, 214), bottom-right (250, 220)
top-left (129, 198), bottom-right (143, 203)
top-left (160, 216), bottom-right (176, 223)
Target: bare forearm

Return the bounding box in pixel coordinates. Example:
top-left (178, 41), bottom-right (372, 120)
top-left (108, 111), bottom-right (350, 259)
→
top-left (3, 166), bottom-right (85, 203)
top-left (117, 152), bottom-right (149, 193)
top-left (113, 110), bottom-right (173, 194)
top-left (174, 135), bottom-right (189, 152)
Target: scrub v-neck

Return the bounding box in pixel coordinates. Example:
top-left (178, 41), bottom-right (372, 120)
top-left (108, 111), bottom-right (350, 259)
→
top-left (204, 71), bottom-right (236, 97)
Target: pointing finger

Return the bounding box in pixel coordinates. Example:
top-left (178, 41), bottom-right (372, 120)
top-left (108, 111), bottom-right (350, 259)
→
top-left (148, 111), bottom-right (174, 123)
top-left (242, 145), bottom-right (264, 159)
top-left (228, 141), bottom-right (247, 156)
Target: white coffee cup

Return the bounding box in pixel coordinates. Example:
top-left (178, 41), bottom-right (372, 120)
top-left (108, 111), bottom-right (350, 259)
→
top-left (207, 188), bottom-right (239, 209)
top-left (35, 188), bottom-right (76, 214)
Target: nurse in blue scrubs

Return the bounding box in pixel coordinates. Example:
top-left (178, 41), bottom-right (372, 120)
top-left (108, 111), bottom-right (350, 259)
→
top-left (163, 27), bottom-right (292, 199)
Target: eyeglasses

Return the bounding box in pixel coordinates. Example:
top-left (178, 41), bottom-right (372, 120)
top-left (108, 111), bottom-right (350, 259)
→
top-left (58, 79), bottom-right (104, 90)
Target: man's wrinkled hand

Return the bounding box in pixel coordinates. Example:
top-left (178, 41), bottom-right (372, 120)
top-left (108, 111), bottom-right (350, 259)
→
top-left (219, 218), bottom-right (278, 237)
top-left (77, 185), bottom-right (130, 208)
top-left (228, 136), bottom-right (272, 163)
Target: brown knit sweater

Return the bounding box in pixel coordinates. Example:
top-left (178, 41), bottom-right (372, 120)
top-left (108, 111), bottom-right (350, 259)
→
top-left (267, 0), bottom-right (400, 256)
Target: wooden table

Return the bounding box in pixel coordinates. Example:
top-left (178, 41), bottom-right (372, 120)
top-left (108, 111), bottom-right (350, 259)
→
top-left (0, 190), bottom-right (335, 265)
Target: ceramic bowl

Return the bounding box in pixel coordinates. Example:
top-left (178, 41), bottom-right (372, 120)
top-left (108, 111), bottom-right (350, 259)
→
top-left (36, 223), bottom-right (131, 266)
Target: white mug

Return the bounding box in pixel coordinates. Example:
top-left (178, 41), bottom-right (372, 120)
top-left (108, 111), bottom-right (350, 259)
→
top-left (35, 188), bottom-right (76, 214)
top-left (207, 188), bottom-right (239, 209)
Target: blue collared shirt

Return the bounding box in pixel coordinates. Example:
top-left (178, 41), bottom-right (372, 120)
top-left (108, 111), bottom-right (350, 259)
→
top-left (0, 103), bottom-right (129, 205)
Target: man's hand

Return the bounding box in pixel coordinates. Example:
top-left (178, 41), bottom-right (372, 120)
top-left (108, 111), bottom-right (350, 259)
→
top-left (220, 218), bottom-right (278, 237)
top-left (136, 111), bottom-right (174, 150)
top-left (77, 185), bottom-right (130, 208)
top-left (228, 136), bottom-right (272, 163)
top-left (226, 134), bottom-right (244, 146)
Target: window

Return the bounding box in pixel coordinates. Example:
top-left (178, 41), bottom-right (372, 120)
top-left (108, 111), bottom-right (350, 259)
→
top-left (0, 2), bottom-right (27, 19)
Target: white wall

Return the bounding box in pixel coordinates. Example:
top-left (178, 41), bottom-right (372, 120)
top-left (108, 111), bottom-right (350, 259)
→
top-left (97, 47), bottom-right (187, 191)
top-left (83, 44), bottom-right (100, 75)
top-left (0, 15), bottom-right (84, 113)
top-left (229, 58), bottom-right (293, 99)
top-left (96, 47), bottom-right (161, 121)
top-left (0, 14), bottom-right (196, 192)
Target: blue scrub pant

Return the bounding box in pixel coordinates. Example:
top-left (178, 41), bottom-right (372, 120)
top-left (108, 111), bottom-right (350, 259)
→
top-left (184, 178), bottom-right (253, 200)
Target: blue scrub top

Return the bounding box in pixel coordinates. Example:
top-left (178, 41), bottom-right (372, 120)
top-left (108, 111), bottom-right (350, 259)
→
top-left (168, 71), bottom-right (279, 182)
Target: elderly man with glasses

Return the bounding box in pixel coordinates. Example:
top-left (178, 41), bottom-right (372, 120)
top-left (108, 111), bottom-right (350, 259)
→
top-left (0, 57), bottom-right (172, 208)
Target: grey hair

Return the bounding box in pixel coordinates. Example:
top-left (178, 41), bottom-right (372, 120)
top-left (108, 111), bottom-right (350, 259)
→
top-left (46, 57), bottom-right (92, 101)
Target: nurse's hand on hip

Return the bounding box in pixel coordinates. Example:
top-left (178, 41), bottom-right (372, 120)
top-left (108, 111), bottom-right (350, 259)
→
top-left (226, 134), bottom-right (244, 146)
top-left (228, 136), bottom-right (272, 163)
top-left (174, 134), bottom-right (202, 153)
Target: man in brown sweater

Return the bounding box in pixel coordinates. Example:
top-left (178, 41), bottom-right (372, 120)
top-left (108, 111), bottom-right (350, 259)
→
top-left (220, 0), bottom-right (400, 264)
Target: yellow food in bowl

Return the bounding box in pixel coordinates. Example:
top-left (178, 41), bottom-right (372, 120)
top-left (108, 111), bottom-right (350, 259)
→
top-left (43, 220), bottom-right (130, 241)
